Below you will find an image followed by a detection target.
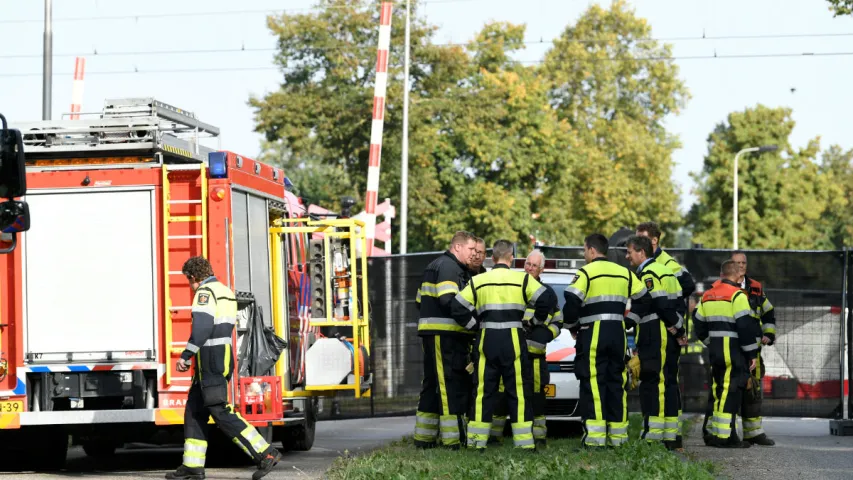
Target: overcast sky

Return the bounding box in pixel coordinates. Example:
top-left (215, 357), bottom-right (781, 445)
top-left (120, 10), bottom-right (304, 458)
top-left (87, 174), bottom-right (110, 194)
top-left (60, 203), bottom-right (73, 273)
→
top-left (2, 0), bottom-right (851, 213)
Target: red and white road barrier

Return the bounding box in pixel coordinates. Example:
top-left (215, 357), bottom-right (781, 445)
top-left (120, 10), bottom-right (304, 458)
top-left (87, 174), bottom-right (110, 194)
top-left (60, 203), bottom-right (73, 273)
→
top-left (70, 57), bottom-right (85, 120)
top-left (364, 2), bottom-right (393, 256)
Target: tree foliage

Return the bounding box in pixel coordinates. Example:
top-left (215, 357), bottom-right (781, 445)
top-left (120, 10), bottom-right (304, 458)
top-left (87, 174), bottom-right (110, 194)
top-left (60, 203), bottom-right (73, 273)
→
top-left (250, 0), bottom-right (688, 252)
top-left (819, 145), bottom-right (853, 247)
top-left (539, 2), bottom-right (689, 238)
top-left (687, 105), bottom-right (846, 249)
top-left (827, 0), bottom-right (853, 16)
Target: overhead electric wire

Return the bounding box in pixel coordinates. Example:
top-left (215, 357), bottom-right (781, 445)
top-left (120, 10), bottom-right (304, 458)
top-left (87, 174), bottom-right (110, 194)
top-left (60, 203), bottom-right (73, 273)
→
top-left (0, 50), bottom-right (850, 78)
top-left (0, 0), bottom-right (484, 24)
top-left (2, 31), bottom-right (852, 60)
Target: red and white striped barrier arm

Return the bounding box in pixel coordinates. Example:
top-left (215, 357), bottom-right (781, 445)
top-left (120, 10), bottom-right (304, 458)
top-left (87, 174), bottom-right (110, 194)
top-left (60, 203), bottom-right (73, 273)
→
top-left (364, 2), bottom-right (393, 257)
top-left (70, 57), bottom-right (85, 120)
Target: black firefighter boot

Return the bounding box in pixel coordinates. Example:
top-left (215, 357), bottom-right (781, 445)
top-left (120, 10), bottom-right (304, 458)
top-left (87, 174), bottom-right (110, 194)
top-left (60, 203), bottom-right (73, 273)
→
top-left (665, 435), bottom-right (684, 451)
top-left (746, 433), bottom-right (776, 446)
top-left (165, 465), bottom-right (205, 480)
top-left (253, 446), bottom-right (283, 480)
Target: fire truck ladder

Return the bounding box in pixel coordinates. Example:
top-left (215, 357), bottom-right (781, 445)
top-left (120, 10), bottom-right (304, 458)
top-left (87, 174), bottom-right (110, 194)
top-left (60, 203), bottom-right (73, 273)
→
top-left (162, 163), bottom-right (208, 386)
top-left (16, 97), bottom-right (220, 163)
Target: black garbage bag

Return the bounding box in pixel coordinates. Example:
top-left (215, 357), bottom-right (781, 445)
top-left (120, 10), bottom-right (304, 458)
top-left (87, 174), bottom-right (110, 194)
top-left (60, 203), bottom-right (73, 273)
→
top-left (237, 303), bottom-right (288, 377)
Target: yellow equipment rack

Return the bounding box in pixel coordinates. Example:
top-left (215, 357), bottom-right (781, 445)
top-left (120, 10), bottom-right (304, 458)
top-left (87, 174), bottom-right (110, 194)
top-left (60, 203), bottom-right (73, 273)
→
top-left (269, 217), bottom-right (371, 399)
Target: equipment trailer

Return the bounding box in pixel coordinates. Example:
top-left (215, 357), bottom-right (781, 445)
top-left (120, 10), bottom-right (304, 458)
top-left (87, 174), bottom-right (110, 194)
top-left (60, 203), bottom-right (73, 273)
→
top-left (0, 98), bottom-right (372, 468)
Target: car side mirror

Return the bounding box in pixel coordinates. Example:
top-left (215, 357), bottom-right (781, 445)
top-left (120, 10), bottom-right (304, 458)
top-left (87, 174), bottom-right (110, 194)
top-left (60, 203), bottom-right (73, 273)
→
top-left (0, 200), bottom-right (29, 254)
top-left (0, 113), bottom-right (28, 254)
top-left (0, 124), bottom-right (26, 199)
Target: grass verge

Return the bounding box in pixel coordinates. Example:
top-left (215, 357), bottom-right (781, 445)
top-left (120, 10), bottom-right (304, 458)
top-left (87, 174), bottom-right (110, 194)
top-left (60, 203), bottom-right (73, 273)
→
top-left (326, 414), bottom-right (717, 480)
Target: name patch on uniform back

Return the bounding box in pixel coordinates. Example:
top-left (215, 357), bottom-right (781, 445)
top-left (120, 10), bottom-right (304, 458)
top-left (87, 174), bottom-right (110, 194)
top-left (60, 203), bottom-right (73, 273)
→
top-left (645, 278), bottom-right (654, 290)
top-left (197, 293), bottom-right (210, 305)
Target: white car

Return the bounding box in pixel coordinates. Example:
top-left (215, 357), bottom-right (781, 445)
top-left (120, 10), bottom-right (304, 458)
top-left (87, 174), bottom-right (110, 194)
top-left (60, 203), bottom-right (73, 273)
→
top-left (538, 271), bottom-right (582, 421)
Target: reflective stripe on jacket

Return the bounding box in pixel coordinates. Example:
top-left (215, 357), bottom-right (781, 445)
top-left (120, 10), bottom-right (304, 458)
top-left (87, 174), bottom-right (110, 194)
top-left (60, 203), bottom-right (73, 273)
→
top-left (181, 277), bottom-right (238, 382)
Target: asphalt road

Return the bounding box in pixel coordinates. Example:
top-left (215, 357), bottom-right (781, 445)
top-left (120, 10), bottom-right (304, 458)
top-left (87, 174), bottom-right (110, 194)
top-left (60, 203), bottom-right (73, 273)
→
top-left (5, 414), bottom-right (850, 479)
top-left (0, 416), bottom-right (415, 480)
top-left (684, 416), bottom-right (853, 480)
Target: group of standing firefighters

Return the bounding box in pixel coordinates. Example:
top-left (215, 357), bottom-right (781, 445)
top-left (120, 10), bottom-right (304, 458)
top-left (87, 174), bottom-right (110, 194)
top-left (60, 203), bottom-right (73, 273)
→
top-left (413, 222), bottom-right (778, 452)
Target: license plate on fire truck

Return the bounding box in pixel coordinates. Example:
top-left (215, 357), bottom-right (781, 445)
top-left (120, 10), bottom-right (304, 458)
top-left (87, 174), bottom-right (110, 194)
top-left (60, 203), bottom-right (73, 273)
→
top-left (544, 384), bottom-right (556, 398)
top-left (0, 400), bottom-right (22, 413)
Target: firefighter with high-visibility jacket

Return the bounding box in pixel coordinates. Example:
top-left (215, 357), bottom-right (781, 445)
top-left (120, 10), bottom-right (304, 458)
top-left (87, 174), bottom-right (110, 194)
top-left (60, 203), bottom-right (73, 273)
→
top-left (635, 221), bottom-right (695, 446)
top-left (564, 234), bottom-right (647, 448)
top-left (731, 251), bottom-right (776, 446)
top-left (635, 222), bottom-right (696, 315)
top-left (450, 239), bottom-right (557, 450)
top-left (413, 231), bottom-right (478, 449)
top-left (166, 256), bottom-right (281, 480)
top-left (624, 235), bottom-right (685, 450)
top-left (693, 259), bottom-right (760, 449)
top-left (489, 249), bottom-right (564, 447)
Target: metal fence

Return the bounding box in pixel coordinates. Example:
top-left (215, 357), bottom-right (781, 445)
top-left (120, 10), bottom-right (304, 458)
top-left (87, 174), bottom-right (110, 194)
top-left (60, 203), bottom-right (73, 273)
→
top-left (316, 247), bottom-right (849, 421)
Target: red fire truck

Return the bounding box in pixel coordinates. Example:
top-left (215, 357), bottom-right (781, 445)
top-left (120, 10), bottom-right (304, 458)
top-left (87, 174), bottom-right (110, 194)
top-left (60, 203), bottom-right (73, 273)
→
top-left (0, 98), bottom-right (371, 469)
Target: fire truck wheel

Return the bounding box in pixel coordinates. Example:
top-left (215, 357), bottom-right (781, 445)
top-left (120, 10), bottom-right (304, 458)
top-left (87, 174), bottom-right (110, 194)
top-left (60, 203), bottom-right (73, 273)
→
top-left (283, 400), bottom-right (316, 451)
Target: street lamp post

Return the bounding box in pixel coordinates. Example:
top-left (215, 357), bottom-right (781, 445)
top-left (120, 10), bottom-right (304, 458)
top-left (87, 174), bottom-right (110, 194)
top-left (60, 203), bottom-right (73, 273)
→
top-left (733, 144), bottom-right (778, 249)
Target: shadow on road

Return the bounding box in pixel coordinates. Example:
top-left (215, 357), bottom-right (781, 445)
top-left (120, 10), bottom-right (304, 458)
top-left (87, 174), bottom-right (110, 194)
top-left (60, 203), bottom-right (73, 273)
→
top-left (0, 442), bottom-right (288, 477)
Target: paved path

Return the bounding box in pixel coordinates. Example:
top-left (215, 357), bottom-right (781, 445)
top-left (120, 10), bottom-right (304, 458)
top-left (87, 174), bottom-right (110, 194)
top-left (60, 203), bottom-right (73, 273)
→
top-left (0, 416), bottom-right (414, 480)
top-left (684, 416), bottom-right (853, 480)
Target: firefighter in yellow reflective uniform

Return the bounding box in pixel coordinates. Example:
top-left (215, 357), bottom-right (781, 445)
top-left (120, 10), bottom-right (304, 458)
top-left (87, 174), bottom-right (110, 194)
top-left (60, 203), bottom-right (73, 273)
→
top-left (624, 235), bottom-right (685, 449)
top-left (166, 257), bottom-right (281, 480)
top-left (635, 221), bottom-right (695, 447)
top-left (450, 240), bottom-right (557, 450)
top-left (413, 231), bottom-right (478, 449)
top-left (731, 250), bottom-right (776, 446)
top-left (564, 234), bottom-right (647, 448)
top-left (489, 249), bottom-right (563, 447)
top-left (693, 259), bottom-right (760, 449)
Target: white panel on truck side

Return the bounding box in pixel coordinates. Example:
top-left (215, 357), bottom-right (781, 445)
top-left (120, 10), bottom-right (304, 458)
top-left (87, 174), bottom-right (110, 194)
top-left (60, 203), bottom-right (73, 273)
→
top-left (23, 188), bottom-right (157, 358)
top-left (248, 195), bottom-right (272, 328)
top-left (232, 190), bottom-right (251, 294)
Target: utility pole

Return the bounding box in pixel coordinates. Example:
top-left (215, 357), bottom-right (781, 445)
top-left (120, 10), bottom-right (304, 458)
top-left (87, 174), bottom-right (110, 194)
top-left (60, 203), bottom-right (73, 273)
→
top-left (400, 0), bottom-right (410, 254)
top-left (43, 0), bottom-right (53, 120)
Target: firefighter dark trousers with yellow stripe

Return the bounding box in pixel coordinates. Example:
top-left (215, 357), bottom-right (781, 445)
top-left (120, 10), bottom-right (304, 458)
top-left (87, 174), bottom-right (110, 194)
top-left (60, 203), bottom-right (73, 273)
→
top-left (414, 334), bottom-right (472, 448)
top-left (637, 321), bottom-right (682, 443)
top-left (490, 351), bottom-right (551, 443)
top-left (490, 353), bottom-right (548, 443)
top-left (576, 321), bottom-right (629, 447)
top-left (741, 350), bottom-right (765, 439)
top-left (703, 337), bottom-right (748, 442)
top-left (182, 380), bottom-right (273, 469)
top-left (468, 327), bottom-right (535, 450)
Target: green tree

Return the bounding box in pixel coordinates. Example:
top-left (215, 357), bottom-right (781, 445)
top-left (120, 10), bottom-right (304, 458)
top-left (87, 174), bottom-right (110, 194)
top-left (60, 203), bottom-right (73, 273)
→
top-left (539, 0), bottom-right (689, 238)
top-left (827, 0), bottom-right (853, 16)
top-left (688, 105), bottom-right (844, 249)
top-left (819, 145), bottom-right (853, 247)
top-left (256, 140), bottom-right (358, 208)
top-left (250, 0), bottom-right (469, 252)
top-left (250, 0), bottom-right (687, 252)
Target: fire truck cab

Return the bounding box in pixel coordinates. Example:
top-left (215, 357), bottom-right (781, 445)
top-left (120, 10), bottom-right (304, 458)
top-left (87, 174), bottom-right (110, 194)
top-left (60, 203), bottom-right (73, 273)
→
top-left (0, 98), bottom-right (371, 469)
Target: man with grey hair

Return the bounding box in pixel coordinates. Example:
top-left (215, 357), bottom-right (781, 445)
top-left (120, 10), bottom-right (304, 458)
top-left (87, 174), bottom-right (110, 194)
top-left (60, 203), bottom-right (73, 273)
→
top-left (450, 240), bottom-right (557, 451)
top-left (489, 248), bottom-right (563, 447)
